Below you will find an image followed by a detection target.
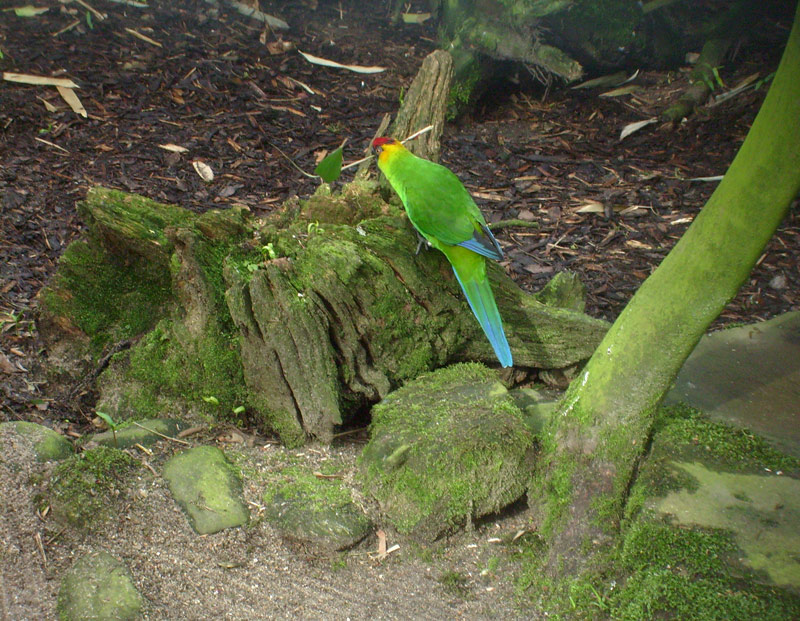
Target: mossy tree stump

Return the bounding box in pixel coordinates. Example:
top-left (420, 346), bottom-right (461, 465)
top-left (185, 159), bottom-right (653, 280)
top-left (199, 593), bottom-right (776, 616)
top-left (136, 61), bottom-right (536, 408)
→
top-left (39, 183), bottom-right (608, 444)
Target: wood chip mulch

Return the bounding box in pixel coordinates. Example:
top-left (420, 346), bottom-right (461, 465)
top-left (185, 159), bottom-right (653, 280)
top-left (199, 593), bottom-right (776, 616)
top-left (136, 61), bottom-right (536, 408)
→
top-left (1, 0), bottom-right (797, 424)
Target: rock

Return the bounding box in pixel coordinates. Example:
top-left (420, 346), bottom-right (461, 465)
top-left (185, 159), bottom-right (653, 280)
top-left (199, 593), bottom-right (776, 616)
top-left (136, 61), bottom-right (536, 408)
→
top-left (264, 466), bottom-right (371, 551)
top-left (163, 446), bottom-right (249, 534)
top-left (48, 446), bottom-right (137, 528)
top-left (656, 461), bottom-right (800, 589)
top-left (509, 387), bottom-right (560, 434)
top-left (666, 312), bottom-right (800, 458)
top-left (0, 421), bottom-right (73, 461)
top-left (57, 551), bottom-right (143, 621)
top-left (359, 363), bottom-right (535, 541)
top-left (92, 418), bottom-right (186, 449)
top-left (534, 271), bottom-right (587, 313)
top-left (612, 404), bottom-right (800, 615)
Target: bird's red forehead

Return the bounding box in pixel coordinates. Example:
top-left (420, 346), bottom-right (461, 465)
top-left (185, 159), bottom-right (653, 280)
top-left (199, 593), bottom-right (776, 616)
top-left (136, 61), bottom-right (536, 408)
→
top-left (372, 137), bottom-right (396, 148)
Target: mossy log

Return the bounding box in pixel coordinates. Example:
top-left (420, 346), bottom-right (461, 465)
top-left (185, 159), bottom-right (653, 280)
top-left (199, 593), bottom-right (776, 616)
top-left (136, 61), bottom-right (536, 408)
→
top-left (662, 38), bottom-right (733, 122)
top-left (39, 184), bottom-right (608, 444)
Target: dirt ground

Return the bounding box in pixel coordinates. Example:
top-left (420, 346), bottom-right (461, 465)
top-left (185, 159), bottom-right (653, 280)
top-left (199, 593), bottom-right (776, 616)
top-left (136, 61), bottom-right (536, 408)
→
top-left (1, 1), bottom-right (798, 619)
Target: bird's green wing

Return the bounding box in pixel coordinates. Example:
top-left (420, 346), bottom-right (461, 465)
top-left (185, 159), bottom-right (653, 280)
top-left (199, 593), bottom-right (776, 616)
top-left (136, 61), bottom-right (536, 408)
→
top-left (390, 154), bottom-right (502, 259)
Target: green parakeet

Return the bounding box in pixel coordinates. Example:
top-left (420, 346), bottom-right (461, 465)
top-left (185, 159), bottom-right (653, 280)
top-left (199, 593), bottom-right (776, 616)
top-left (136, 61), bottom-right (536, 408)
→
top-left (372, 137), bottom-right (513, 367)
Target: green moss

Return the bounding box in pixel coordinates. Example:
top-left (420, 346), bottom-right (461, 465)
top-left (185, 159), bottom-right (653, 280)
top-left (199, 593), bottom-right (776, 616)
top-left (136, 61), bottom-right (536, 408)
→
top-left (517, 401), bottom-right (800, 618)
top-left (41, 241), bottom-right (172, 353)
top-left (360, 363), bottom-right (533, 537)
top-left (514, 518), bottom-right (800, 620)
top-left (247, 395), bottom-right (306, 448)
top-left (447, 52), bottom-right (483, 120)
top-left (114, 317), bottom-right (246, 421)
top-left (48, 446), bottom-right (136, 528)
top-left (654, 404), bottom-right (800, 473)
top-left (438, 570), bottom-right (473, 599)
top-left (611, 521), bottom-right (800, 620)
top-left (270, 464), bottom-right (351, 509)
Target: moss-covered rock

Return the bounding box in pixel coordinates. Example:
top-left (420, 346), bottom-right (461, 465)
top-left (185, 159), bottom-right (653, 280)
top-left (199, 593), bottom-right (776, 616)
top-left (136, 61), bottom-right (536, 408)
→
top-left (516, 405), bottom-right (800, 618)
top-left (57, 551), bottom-right (143, 621)
top-left (163, 446), bottom-right (249, 534)
top-left (47, 446), bottom-right (137, 528)
top-left (534, 271), bottom-right (586, 313)
top-left (0, 421), bottom-right (73, 461)
top-left (263, 465), bottom-right (371, 551)
top-left (91, 418), bottom-right (187, 449)
top-left (359, 363), bottom-right (535, 540)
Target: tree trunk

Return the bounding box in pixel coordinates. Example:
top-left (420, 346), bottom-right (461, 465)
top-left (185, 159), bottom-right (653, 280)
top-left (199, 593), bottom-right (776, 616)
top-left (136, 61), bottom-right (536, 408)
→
top-left (532, 1), bottom-right (800, 579)
top-left (389, 50), bottom-right (453, 163)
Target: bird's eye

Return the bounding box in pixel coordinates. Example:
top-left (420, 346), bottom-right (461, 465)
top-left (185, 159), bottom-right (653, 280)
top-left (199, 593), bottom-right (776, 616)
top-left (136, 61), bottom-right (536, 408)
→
top-left (375, 146), bottom-right (383, 154)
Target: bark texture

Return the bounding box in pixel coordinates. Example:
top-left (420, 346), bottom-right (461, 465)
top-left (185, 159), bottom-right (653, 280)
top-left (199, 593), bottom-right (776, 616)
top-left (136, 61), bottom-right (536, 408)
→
top-left (389, 50), bottom-right (454, 163)
top-left (39, 184), bottom-right (609, 444)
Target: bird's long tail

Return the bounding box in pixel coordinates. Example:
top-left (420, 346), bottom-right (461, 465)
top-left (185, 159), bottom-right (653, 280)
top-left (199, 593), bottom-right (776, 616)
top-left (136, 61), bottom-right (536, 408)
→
top-left (443, 245), bottom-right (513, 368)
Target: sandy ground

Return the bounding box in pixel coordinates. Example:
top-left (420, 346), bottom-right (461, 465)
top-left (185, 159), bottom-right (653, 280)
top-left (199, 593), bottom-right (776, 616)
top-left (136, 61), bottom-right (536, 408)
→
top-left (0, 431), bottom-right (539, 620)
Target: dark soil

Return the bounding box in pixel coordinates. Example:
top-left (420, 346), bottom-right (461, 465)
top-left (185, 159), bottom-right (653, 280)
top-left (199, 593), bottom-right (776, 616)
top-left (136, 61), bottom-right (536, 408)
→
top-left (1, 1), bottom-right (798, 422)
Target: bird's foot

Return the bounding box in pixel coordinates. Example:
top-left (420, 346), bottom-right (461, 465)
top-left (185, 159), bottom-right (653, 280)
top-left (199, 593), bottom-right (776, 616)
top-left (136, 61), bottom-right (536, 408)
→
top-left (415, 233), bottom-right (432, 255)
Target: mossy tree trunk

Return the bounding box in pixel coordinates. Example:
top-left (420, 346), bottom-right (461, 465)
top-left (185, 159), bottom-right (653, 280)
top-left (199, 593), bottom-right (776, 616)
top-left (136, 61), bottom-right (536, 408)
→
top-left (39, 183), bottom-right (609, 445)
top-left (532, 1), bottom-right (800, 579)
top-left (226, 186), bottom-right (608, 442)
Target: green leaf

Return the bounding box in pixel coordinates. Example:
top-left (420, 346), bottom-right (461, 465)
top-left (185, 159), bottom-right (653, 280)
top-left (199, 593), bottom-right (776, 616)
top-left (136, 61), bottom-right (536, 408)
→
top-left (96, 411), bottom-right (116, 429)
top-left (232, 405), bottom-right (246, 415)
top-left (202, 396), bottom-right (220, 406)
top-left (314, 145), bottom-right (344, 183)
top-left (12, 6), bottom-right (49, 17)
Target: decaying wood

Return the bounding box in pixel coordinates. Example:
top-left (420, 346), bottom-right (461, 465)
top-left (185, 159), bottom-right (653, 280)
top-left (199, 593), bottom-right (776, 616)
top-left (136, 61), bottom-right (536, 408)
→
top-left (389, 50), bottom-right (454, 163)
top-left (662, 38), bottom-right (733, 122)
top-left (39, 185), bottom-right (608, 444)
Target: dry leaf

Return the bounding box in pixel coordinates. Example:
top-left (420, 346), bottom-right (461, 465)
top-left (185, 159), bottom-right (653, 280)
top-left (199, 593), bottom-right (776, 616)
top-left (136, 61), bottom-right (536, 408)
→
top-left (0, 350), bottom-right (16, 374)
top-left (159, 143), bottom-right (189, 153)
top-left (620, 117), bottom-right (657, 140)
top-left (600, 85), bottom-right (640, 98)
top-left (12, 6), bottom-right (49, 17)
top-left (124, 27), bottom-right (163, 48)
top-left (38, 96), bottom-right (59, 112)
top-left (376, 529), bottom-right (387, 556)
top-left (56, 85), bottom-right (87, 118)
top-left (576, 202), bottom-right (604, 213)
top-left (298, 50), bottom-right (385, 74)
top-left (401, 12), bottom-right (430, 24)
top-left (312, 471), bottom-right (343, 479)
top-left (192, 160), bottom-right (214, 183)
top-left (3, 72), bottom-right (79, 88)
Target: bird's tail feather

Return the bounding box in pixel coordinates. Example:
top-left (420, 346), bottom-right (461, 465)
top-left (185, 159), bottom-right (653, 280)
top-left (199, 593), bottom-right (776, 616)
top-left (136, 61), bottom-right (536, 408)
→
top-left (451, 265), bottom-right (513, 368)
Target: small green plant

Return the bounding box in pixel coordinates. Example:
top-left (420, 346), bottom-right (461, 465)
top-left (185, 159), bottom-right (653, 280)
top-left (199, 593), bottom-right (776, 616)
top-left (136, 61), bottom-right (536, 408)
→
top-left (306, 220), bottom-right (323, 236)
top-left (85, 10), bottom-right (93, 29)
top-left (38, 122), bottom-right (54, 135)
top-left (0, 310), bottom-right (33, 335)
top-left (698, 63), bottom-right (725, 91)
top-left (95, 411), bottom-right (119, 447)
top-left (261, 243), bottom-right (277, 260)
top-left (202, 395), bottom-right (220, 406)
top-left (314, 142), bottom-right (345, 183)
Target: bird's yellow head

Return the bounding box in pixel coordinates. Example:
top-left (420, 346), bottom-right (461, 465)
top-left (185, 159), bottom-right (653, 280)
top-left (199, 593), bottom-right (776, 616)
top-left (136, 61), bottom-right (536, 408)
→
top-left (371, 137), bottom-right (405, 165)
